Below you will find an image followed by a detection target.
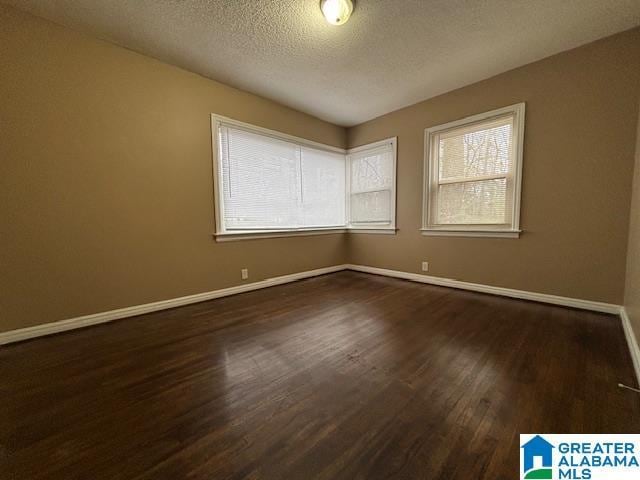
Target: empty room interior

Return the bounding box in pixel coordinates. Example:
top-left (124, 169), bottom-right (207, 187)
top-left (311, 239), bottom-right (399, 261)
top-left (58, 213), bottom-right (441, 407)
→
top-left (2, 1), bottom-right (640, 479)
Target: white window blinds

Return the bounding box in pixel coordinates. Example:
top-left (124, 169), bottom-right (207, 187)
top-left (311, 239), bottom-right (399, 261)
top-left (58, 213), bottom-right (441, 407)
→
top-left (300, 146), bottom-right (346, 227)
top-left (348, 142), bottom-right (395, 226)
top-left (423, 103), bottom-right (524, 236)
top-left (217, 124), bottom-right (345, 230)
top-left (435, 116), bottom-right (513, 225)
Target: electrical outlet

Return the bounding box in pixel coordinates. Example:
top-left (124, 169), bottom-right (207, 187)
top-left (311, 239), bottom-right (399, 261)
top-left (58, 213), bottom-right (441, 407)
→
top-left (421, 261), bottom-right (429, 272)
top-left (241, 268), bottom-right (249, 280)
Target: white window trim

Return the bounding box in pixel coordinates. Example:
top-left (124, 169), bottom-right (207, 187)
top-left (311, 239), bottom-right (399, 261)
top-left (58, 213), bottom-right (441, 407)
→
top-left (211, 114), bottom-right (397, 241)
top-left (421, 103), bottom-right (525, 239)
top-left (215, 228), bottom-right (348, 242)
top-left (346, 137), bottom-right (398, 234)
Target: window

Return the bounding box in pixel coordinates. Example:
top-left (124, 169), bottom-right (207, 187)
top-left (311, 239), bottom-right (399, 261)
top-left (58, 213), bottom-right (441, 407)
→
top-left (422, 103), bottom-right (525, 238)
top-left (347, 138), bottom-right (397, 231)
top-left (211, 115), bottom-right (396, 240)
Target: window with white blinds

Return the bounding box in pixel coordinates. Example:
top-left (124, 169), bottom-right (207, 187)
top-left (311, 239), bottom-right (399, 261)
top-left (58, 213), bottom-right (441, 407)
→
top-left (216, 122), bottom-right (345, 232)
top-left (212, 115), bottom-right (397, 239)
top-left (347, 140), bottom-right (396, 228)
top-left (422, 103), bottom-right (525, 238)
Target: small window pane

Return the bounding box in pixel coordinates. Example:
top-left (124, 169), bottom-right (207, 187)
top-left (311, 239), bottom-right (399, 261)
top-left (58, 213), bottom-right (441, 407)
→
top-left (439, 118), bottom-right (513, 181)
top-left (350, 190), bottom-right (391, 223)
top-left (437, 178), bottom-right (507, 225)
top-left (350, 148), bottom-right (393, 193)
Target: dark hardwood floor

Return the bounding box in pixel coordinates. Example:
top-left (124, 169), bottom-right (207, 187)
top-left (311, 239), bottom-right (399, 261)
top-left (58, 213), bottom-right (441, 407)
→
top-left (1, 271), bottom-right (639, 479)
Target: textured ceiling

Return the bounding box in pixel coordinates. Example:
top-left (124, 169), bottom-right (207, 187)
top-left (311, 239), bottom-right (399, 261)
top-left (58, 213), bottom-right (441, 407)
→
top-left (7, 0), bottom-right (640, 126)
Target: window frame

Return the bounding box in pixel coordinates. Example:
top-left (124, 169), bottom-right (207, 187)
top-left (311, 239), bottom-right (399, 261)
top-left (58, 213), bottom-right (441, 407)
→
top-left (421, 103), bottom-right (525, 238)
top-left (211, 114), bottom-right (348, 240)
top-left (346, 137), bottom-right (398, 234)
top-left (211, 114), bottom-right (397, 241)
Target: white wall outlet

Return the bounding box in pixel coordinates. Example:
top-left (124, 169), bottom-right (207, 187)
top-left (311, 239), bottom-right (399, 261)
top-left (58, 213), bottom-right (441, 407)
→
top-left (421, 261), bottom-right (429, 272)
top-left (241, 268), bottom-right (249, 280)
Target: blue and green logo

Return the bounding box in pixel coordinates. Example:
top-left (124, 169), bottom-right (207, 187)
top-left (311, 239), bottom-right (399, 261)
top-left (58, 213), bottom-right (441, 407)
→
top-left (522, 435), bottom-right (555, 479)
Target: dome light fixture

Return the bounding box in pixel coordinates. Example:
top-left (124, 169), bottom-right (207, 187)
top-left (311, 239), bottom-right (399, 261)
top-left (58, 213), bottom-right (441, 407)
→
top-left (320, 0), bottom-right (354, 26)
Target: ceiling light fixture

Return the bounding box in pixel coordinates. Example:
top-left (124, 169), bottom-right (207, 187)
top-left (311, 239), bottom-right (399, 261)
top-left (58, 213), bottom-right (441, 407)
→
top-left (320, 0), bottom-right (354, 26)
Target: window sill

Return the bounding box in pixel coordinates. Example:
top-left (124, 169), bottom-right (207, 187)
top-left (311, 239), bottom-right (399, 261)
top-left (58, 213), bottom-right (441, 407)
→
top-left (214, 226), bottom-right (399, 242)
top-left (420, 229), bottom-right (521, 238)
top-left (348, 228), bottom-right (397, 235)
top-left (215, 228), bottom-right (347, 242)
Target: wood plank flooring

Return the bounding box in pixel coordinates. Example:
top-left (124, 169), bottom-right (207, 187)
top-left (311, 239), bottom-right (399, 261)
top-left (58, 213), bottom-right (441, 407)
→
top-left (1, 271), bottom-right (639, 479)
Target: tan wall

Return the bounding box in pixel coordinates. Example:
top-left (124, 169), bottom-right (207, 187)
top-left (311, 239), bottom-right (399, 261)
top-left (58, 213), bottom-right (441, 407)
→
top-left (2, 5), bottom-right (639, 335)
top-left (0, 6), bottom-right (347, 333)
top-left (624, 106), bottom-right (640, 345)
top-left (347, 28), bottom-right (640, 304)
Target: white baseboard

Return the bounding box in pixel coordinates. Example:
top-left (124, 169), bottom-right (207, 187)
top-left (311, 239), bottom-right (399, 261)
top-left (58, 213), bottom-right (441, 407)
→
top-left (0, 262), bottom-right (626, 347)
top-left (348, 264), bottom-right (640, 384)
top-left (345, 264), bottom-right (621, 314)
top-left (0, 264), bottom-right (348, 346)
top-left (620, 307), bottom-right (640, 387)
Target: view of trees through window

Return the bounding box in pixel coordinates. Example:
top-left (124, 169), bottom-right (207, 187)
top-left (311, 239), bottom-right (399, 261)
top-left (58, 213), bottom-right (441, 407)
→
top-left (436, 118), bottom-right (513, 225)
